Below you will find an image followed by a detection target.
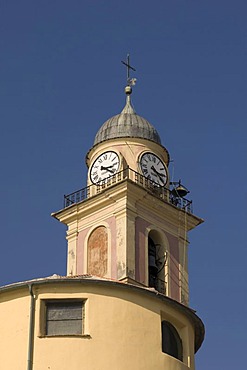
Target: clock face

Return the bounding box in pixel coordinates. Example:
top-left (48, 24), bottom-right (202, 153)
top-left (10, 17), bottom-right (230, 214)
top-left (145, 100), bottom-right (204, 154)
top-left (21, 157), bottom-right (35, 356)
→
top-left (90, 151), bottom-right (120, 184)
top-left (140, 152), bottom-right (168, 187)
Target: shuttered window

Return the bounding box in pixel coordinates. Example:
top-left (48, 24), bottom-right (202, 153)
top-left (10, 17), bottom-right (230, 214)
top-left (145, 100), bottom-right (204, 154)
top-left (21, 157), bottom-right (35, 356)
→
top-left (46, 301), bottom-right (83, 336)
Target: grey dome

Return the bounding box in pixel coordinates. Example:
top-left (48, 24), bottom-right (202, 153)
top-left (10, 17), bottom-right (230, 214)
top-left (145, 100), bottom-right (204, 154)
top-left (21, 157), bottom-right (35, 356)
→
top-left (94, 95), bottom-right (161, 146)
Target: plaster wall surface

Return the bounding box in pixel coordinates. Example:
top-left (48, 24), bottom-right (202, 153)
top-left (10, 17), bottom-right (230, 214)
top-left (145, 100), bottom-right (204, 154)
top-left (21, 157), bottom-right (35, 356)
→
top-left (0, 289), bottom-right (30, 369)
top-left (0, 280), bottom-right (198, 370)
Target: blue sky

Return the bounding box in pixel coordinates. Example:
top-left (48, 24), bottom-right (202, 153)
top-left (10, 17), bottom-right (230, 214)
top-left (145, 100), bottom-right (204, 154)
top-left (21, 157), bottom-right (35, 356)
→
top-left (0, 1), bottom-right (246, 369)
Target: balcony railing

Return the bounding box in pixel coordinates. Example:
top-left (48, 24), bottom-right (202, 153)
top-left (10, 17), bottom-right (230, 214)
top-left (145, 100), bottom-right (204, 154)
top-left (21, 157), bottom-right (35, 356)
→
top-left (63, 167), bottom-right (193, 213)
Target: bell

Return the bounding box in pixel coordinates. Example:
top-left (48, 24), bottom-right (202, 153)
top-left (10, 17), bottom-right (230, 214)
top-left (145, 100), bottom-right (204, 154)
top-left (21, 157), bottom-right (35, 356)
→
top-left (148, 255), bottom-right (157, 269)
top-left (148, 255), bottom-right (158, 273)
top-left (171, 185), bottom-right (189, 198)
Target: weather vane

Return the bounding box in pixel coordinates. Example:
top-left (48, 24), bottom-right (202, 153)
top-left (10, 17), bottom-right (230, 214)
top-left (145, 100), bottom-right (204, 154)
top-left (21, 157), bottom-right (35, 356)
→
top-left (121, 54), bottom-right (137, 87)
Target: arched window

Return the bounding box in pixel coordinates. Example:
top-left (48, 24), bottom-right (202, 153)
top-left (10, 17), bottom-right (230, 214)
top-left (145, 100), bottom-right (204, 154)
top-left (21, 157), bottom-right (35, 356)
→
top-left (87, 226), bottom-right (108, 276)
top-left (161, 320), bottom-right (183, 361)
top-left (148, 237), bottom-right (158, 288)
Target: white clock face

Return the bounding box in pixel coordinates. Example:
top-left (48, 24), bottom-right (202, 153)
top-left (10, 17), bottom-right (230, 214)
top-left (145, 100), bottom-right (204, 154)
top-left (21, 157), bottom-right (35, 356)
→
top-left (140, 152), bottom-right (168, 187)
top-left (90, 151), bottom-right (120, 184)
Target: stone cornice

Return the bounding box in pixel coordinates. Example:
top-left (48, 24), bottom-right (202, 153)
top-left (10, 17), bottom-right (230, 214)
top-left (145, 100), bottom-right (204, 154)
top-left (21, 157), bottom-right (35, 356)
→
top-left (52, 179), bottom-right (203, 232)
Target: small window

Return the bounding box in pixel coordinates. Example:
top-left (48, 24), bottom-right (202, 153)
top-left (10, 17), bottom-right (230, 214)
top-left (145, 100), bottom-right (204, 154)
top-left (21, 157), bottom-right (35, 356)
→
top-left (45, 300), bottom-right (83, 336)
top-left (161, 320), bottom-right (183, 361)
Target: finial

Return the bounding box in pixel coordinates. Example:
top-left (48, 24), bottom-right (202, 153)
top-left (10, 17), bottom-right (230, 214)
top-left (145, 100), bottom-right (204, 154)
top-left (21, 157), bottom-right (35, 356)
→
top-left (125, 85), bottom-right (132, 95)
top-left (121, 54), bottom-right (137, 94)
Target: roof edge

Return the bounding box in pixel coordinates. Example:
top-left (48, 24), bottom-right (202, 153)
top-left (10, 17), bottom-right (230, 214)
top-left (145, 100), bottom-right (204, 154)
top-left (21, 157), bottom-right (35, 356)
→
top-left (0, 275), bottom-right (204, 352)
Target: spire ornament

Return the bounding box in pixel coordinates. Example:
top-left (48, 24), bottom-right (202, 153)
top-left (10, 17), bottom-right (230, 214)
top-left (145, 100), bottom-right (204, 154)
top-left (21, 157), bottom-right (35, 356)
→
top-left (121, 54), bottom-right (137, 93)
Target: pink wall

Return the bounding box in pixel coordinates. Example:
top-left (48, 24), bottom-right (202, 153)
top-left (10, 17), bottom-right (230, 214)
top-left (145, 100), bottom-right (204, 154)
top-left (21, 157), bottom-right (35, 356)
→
top-left (76, 214), bottom-right (181, 302)
top-left (135, 217), bottom-right (149, 284)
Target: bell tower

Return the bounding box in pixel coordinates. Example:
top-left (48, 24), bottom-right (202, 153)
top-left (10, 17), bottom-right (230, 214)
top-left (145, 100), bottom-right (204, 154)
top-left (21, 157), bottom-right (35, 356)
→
top-left (53, 59), bottom-right (203, 307)
top-left (50, 57), bottom-right (205, 369)
top-left (0, 57), bottom-right (204, 370)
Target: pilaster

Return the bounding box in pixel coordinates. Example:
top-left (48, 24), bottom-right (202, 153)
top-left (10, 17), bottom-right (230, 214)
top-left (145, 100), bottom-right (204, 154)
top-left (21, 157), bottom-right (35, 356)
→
top-left (66, 221), bottom-right (78, 276)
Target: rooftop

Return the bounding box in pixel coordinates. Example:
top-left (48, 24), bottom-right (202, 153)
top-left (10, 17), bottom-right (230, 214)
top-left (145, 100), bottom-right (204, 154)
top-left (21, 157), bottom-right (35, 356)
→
top-left (94, 87), bottom-right (161, 146)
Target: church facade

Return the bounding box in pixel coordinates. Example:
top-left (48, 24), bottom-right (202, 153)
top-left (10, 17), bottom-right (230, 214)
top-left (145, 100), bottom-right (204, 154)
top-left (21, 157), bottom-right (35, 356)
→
top-left (0, 76), bottom-right (204, 369)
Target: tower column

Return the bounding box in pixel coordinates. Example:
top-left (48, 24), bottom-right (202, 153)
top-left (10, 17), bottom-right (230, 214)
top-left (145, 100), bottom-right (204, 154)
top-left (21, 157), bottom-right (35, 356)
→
top-left (66, 222), bottom-right (78, 276)
top-left (115, 208), bottom-right (127, 280)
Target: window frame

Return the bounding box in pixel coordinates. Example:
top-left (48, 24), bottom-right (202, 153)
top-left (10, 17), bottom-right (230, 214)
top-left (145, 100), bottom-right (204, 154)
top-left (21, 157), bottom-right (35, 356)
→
top-left (40, 299), bottom-right (85, 337)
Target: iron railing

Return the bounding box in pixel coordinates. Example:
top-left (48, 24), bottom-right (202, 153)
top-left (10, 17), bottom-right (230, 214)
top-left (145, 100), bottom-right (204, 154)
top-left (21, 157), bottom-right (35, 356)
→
top-left (64, 167), bottom-right (193, 213)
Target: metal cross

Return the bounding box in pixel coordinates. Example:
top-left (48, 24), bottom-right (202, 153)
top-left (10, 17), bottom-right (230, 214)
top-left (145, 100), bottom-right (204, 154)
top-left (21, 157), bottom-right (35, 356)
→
top-left (121, 54), bottom-right (136, 81)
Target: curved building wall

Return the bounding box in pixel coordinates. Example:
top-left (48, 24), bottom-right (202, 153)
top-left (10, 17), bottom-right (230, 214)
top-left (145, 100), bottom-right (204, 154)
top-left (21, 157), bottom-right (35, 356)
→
top-left (0, 289), bottom-right (30, 369)
top-left (0, 279), bottom-right (202, 370)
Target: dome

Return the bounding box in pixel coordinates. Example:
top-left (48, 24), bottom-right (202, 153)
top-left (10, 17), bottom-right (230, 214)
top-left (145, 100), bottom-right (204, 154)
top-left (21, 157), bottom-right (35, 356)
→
top-left (94, 92), bottom-right (161, 146)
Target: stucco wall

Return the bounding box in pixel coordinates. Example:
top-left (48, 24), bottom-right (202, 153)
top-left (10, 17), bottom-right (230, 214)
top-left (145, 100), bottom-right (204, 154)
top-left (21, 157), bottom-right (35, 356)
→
top-left (0, 288), bottom-right (30, 369)
top-left (0, 280), bottom-right (197, 370)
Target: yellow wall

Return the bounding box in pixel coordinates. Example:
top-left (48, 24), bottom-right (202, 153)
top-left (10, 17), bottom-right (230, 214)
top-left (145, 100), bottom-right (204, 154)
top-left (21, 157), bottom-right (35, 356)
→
top-left (0, 280), bottom-right (198, 370)
top-left (0, 288), bottom-right (30, 369)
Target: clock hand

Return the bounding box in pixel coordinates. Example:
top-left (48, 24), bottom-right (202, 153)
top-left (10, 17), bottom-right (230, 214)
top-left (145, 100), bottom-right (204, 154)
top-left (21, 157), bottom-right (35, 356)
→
top-left (101, 164), bottom-right (115, 169)
top-left (151, 166), bottom-right (165, 184)
top-left (151, 166), bottom-right (166, 177)
top-left (101, 166), bottom-right (115, 174)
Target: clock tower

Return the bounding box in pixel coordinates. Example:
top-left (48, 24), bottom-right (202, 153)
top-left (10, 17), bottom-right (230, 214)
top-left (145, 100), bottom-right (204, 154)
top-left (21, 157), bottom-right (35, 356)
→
top-left (0, 58), bottom-right (204, 370)
top-left (53, 73), bottom-right (203, 306)
top-left (49, 57), bottom-right (205, 369)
